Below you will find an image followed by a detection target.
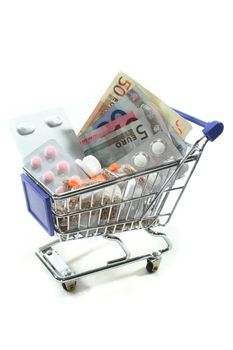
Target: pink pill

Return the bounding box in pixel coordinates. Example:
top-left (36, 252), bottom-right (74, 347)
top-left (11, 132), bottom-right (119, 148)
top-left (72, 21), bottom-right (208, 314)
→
top-left (31, 156), bottom-right (42, 169)
top-left (44, 146), bottom-right (57, 160)
top-left (55, 185), bottom-right (66, 194)
top-left (57, 160), bottom-right (69, 174)
top-left (43, 170), bottom-right (55, 183)
top-left (70, 175), bottom-right (81, 183)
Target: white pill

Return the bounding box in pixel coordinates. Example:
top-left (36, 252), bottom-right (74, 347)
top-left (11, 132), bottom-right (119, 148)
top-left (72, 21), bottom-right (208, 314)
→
top-left (133, 153), bottom-right (148, 168)
top-left (177, 163), bottom-right (189, 178)
top-left (151, 140), bottom-right (166, 156)
top-left (104, 185), bottom-right (122, 199)
top-left (75, 158), bottom-right (91, 177)
top-left (17, 122), bottom-right (35, 135)
top-left (148, 172), bottom-right (162, 186)
top-left (123, 179), bottom-right (136, 199)
top-left (45, 116), bottom-right (63, 127)
top-left (75, 156), bottom-right (102, 177)
top-left (83, 155), bottom-right (102, 177)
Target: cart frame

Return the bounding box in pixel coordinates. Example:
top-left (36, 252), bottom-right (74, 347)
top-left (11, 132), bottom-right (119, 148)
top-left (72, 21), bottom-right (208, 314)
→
top-left (21, 110), bottom-right (223, 291)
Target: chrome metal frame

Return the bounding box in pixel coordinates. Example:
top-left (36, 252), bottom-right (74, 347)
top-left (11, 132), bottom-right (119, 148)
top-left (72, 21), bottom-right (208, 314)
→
top-left (33, 136), bottom-right (208, 290)
top-left (36, 228), bottom-right (171, 283)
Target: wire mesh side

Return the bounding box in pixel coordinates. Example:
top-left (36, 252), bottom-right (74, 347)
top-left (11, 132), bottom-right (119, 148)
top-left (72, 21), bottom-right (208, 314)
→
top-left (50, 137), bottom-right (208, 240)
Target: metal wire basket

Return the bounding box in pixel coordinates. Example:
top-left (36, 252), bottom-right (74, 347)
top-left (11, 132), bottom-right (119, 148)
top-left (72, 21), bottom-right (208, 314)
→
top-left (21, 110), bottom-right (223, 291)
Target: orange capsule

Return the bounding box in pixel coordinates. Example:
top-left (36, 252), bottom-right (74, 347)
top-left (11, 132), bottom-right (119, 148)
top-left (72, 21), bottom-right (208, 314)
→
top-left (68, 175), bottom-right (82, 189)
top-left (108, 163), bottom-right (120, 172)
top-left (90, 174), bottom-right (106, 182)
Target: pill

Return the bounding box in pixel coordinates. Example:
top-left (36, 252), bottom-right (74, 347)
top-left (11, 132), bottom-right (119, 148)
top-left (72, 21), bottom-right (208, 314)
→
top-left (43, 170), bottom-right (55, 183)
top-left (68, 175), bottom-right (82, 189)
top-left (17, 122), bottom-right (35, 135)
top-left (45, 116), bottom-right (63, 127)
top-left (31, 156), bottom-right (42, 169)
top-left (90, 174), bottom-right (106, 182)
top-left (177, 163), bottom-right (189, 178)
top-left (83, 155), bottom-right (102, 177)
top-left (133, 152), bottom-right (148, 168)
top-left (124, 179), bottom-right (136, 199)
top-left (75, 159), bottom-right (90, 177)
top-left (151, 140), bottom-right (166, 156)
top-left (104, 184), bottom-right (122, 200)
top-left (57, 160), bottom-right (69, 174)
top-left (55, 185), bottom-right (66, 194)
top-left (75, 156), bottom-right (102, 177)
top-left (44, 145), bottom-right (57, 160)
top-left (149, 173), bottom-right (162, 186)
top-left (108, 163), bottom-right (120, 172)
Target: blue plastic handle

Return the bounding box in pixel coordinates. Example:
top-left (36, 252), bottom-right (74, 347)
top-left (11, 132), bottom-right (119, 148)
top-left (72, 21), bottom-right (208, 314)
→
top-left (173, 108), bottom-right (224, 141)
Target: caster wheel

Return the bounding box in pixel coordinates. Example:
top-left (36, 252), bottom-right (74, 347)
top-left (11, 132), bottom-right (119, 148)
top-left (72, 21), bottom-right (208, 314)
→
top-left (62, 281), bottom-right (76, 292)
top-left (146, 258), bottom-right (161, 273)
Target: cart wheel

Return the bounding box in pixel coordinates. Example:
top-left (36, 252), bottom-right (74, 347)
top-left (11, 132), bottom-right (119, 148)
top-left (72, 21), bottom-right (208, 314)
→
top-left (146, 258), bottom-right (161, 273)
top-left (62, 281), bottom-right (76, 292)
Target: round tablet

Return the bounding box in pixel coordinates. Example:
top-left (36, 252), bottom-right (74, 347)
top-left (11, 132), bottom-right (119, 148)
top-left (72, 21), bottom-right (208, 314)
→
top-left (44, 145), bottom-right (57, 160)
top-left (55, 185), bottom-right (66, 194)
top-left (83, 155), bottom-right (102, 177)
top-left (57, 160), bottom-right (69, 174)
top-left (133, 152), bottom-right (149, 168)
top-left (151, 173), bottom-right (162, 186)
top-left (43, 170), bottom-right (55, 184)
top-left (75, 158), bottom-right (90, 176)
top-left (31, 156), bottom-right (42, 169)
top-left (68, 175), bottom-right (82, 189)
top-left (17, 122), bottom-right (35, 135)
top-left (45, 116), bottom-right (63, 127)
top-left (151, 140), bottom-right (166, 156)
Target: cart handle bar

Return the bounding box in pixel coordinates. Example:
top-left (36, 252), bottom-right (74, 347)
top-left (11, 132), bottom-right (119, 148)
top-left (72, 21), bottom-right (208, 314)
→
top-left (173, 108), bottom-right (224, 141)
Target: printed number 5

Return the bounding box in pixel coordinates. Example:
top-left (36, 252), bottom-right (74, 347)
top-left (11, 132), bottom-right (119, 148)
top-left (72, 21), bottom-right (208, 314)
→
top-left (136, 124), bottom-right (148, 140)
top-left (113, 76), bottom-right (132, 97)
top-left (118, 76), bottom-right (132, 90)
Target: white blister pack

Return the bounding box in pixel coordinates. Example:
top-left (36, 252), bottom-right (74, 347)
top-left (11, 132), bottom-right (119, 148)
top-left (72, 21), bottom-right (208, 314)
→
top-left (118, 129), bottom-right (183, 171)
top-left (10, 108), bottom-right (84, 160)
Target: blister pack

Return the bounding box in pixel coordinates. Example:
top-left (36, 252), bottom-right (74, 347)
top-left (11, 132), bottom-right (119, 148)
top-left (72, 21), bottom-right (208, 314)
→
top-left (24, 140), bottom-right (89, 195)
top-left (118, 131), bottom-right (182, 171)
top-left (10, 108), bottom-right (84, 160)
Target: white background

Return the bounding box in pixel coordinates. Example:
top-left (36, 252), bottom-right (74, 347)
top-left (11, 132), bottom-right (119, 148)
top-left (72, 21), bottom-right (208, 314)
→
top-left (0, 1), bottom-right (232, 349)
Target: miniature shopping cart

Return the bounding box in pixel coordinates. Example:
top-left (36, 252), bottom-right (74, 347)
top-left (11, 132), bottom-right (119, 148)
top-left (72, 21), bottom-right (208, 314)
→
top-left (21, 110), bottom-right (223, 291)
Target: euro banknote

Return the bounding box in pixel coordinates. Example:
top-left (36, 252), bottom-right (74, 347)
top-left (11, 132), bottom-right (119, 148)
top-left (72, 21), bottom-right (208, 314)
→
top-left (78, 72), bottom-right (192, 139)
top-left (82, 85), bottom-right (170, 137)
top-left (79, 110), bottom-right (142, 147)
top-left (78, 72), bottom-right (135, 134)
top-left (78, 85), bottom-right (187, 155)
top-left (82, 109), bottom-right (183, 167)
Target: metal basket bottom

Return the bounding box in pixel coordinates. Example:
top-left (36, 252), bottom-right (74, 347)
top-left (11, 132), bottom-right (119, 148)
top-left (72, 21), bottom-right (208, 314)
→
top-left (57, 217), bottom-right (158, 241)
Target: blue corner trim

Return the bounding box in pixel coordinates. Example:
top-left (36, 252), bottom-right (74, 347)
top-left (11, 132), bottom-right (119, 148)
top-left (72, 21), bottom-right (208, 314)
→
top-left (21, 174), bottom-right (54, 235)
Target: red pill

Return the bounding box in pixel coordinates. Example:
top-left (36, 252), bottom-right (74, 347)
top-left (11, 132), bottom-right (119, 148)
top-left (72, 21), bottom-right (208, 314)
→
top-left (31, 156), bottom-right (42, 169)
top-left (57, 160), bottom-right (69, 174)
top-left (43, 170), bottom-right (55, 184)
top-left (55, 185), bottom-right (66, 194)
top-left (44, 146), bottom-right (57, 160)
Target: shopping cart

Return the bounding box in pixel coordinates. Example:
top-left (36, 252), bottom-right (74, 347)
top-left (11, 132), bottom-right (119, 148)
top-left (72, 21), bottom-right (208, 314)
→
top-left (21, 110), bottom-right (223, 291)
